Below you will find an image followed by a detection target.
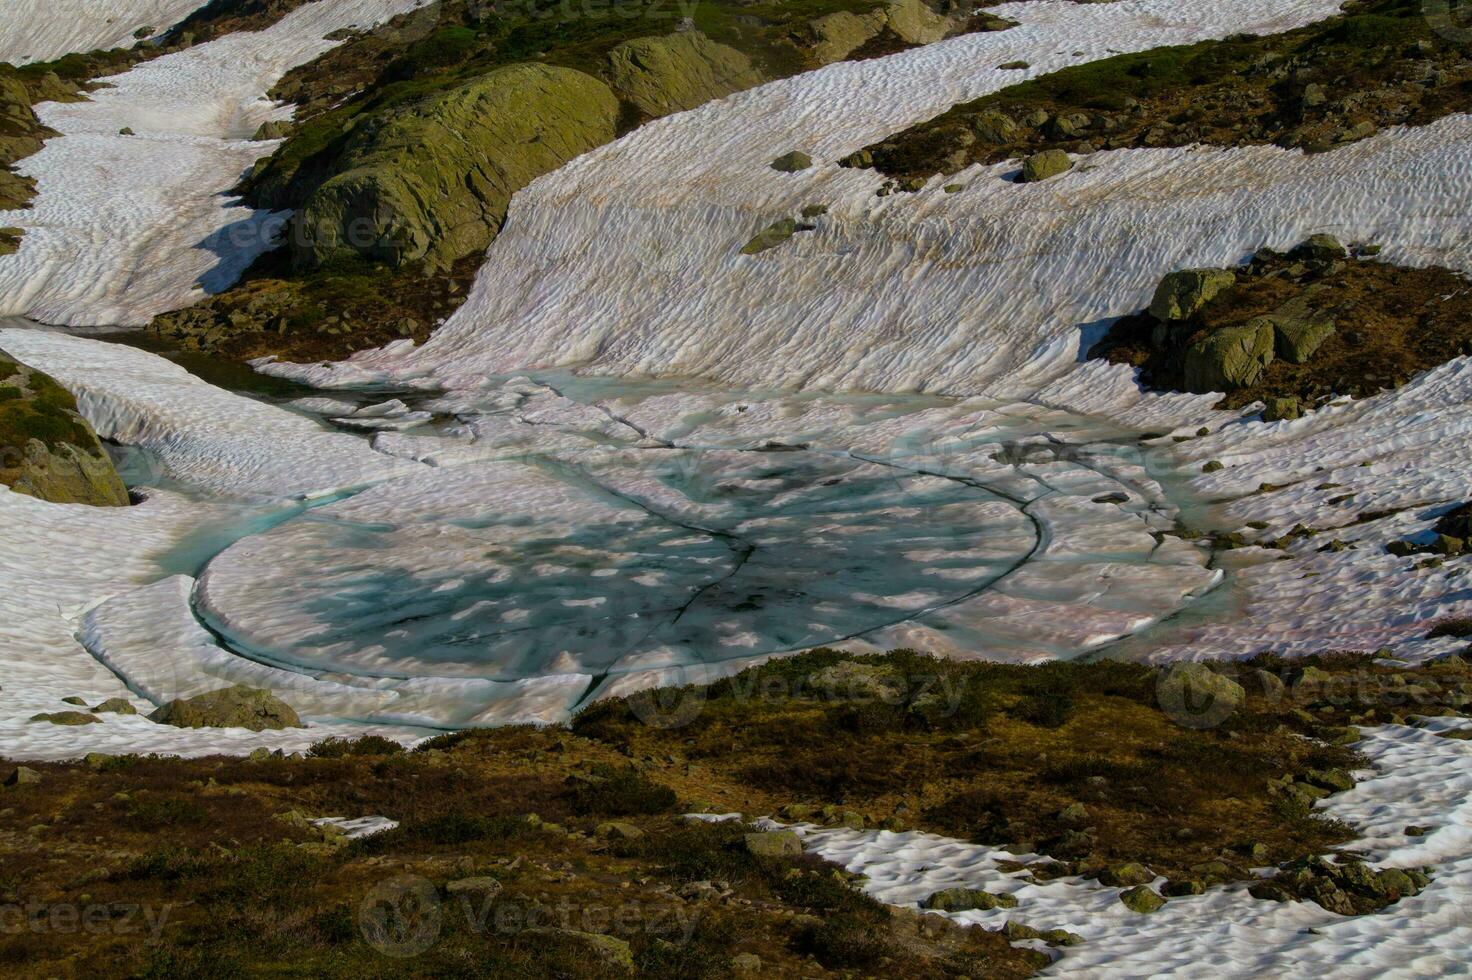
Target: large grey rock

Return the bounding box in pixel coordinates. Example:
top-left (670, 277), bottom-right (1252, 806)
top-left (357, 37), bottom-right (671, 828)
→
top-left (1183, 319), bottom-right (1275, 392)
top-left (293, 64), bottom-right (619, 272)
top-left (1149, 269), bottom-right (1237, 321)
top-left (607, 31), bottom-right (762, 119)
top-left (148, 686), bottom-right (303, 731)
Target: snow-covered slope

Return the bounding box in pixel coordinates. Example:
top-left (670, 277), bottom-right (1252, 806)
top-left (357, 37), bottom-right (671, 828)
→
top-left (0, 0), bottom-right (206, 64)
top-left (0, 0), bottom-right (430, 326)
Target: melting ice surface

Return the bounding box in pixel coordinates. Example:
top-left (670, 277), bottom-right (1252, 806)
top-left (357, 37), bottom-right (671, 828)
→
top-left (53, 355), bottom-right (1222, 729)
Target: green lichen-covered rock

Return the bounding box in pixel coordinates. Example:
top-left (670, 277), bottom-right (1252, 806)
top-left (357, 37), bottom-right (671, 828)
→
top-left (148, 686), bottom-right (303, 731)
top-left (607, 31), bottom-right (762, 120)
top-left (744, 830), bottom-right (803, 857)
top-left (884, 0), bottom-right (954, 45)
top-left (741, 217), bottom-right (801, 255)
top-left (0, 351), bottom-right (130, 507)
top-left (1119, 885), bottom-right (1166, 914)
top-left (1020, 149), bottom-right (1072, 183)
top-left (802, 8), bottom-right (889, 65)
top-left (1269, 306), bottom-right (1336, 364)
top-left (30, 711), bottom-right (100, 726)
top-left (1183, 319), bottom-right (1275, 392)
top-left (1264, 396), bottom-right (1302, 422)
top-left (293, 64), bottom-right (619, 272)
top-left (0, 226), bottom-right (20, 256)
top-left (921, 886), bottom-right (1019, 912)
top-left (771, 150), bottom-right (813, 173)
top-left (0, 75), bottom-right (46, 166)
top-left (1149, 269), bottom-right (1237, 321)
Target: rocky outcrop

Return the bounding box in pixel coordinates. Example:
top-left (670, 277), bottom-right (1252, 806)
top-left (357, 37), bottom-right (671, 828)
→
top-left (292, 64), bottom-right (620, 272)
top-left (148, 686), bottom-right (303, 731)
top-left (1149, 269), bottom-right (1237, 321)
top-left (802, 0), bottom-right (958, 65)
top-left (0, 351), bottom-right (129, 507)
top-left (607, 31), bottom-right (762, 120)
top-left (1183, 318), bottom-right (1275, 392)
top-left (1250, 857), bottom-right (1429, 915)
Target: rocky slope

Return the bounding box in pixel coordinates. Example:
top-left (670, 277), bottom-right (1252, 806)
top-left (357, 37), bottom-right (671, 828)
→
top-left (0, 349), bottom-right (128, 506)
top-left (147, 0), bottom-right (1013, 360)
top-left (854, 0), bottom-right (1472, 180)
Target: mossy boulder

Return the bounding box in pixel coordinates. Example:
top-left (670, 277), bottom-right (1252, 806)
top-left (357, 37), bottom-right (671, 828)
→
top-left (148, 686), bottom-right (303, 731)
top-left (30, 711), bottom-right (100, 726)
top-left (1263, 396), bottom-right (1302, 422)
top-left (607, 31), bottom-right (762, 119)
top-left (1269, 306), bottom-right (1336, 364)
top-left (1149, 269), bottom-right (1236, 321)
top-left (771, 150), bottom-right (813, 173)
top-left (1119, 885), bottom-right (1165, 914)
top-left (0, 351), bottom-right (129, 507)
top-left (744, 830), bottom-right (803, 857)
top-left (802, 8), bottom-right (889, 65)
top-left (292, 64), bottom-right (619, 272)
top-left (1183, 319), bottom-right (1275, 392)
top-left (1156, 662), bottom-right (1246, 728)
top-left (741, 217), bottom-right (803, 255)
top-left (921, 886), bottom-right (1018, 912)
top-left (1019, 149), bottom-right (1072, 183)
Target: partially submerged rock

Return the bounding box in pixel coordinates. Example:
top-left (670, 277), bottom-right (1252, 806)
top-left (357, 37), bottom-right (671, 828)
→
top-left (148, 686), bottom-right (303, 731)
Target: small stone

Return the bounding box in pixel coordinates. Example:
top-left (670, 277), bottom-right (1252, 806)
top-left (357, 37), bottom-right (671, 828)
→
top-left (1404, 825), bottom-right (1431, 836)
top-left (800, 203), bottom-right (828, 218)
top-left (999, 60), bottom-right (1030, 70)
top-left (118, 127), bottom-right (134, 136)
top-left (61, 696), bottom-right (87, 706)
top-left (1057, 802), bottom-right (1089, 826)
top-left (1433, 535), bottom-right (1465, 556)
top-left (1099, 862), bottom-right (1155, 887)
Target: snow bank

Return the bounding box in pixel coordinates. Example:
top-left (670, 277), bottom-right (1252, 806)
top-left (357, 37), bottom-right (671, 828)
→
top-left (0, 0), bottom-right (206, 64)
top-left (0, 0), bottom-right (431, 326)
top-left (789, 722), bottom-right (1472, 978)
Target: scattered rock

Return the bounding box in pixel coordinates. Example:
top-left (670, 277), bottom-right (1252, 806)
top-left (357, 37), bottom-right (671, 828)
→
top-left (744, 830), bottom-right (802, 857)
top-left (148, 686), bottom-right (303, 731)
top-left (731, 952), bottom-right (763, 973)
top-left (30, 711), bottom-right (99, 726)
top-left (1019, 148), bottom-right (1072, 183)
top-left (4, 767), bottom-right (40, 787)
top-left (1263, 396), bottom-right (1302, 422)
top-left (921, 886), bottom-right (1018, 912)
top-left (594, 821), bottom-right (645, 840)
top-left (1250, 856), bottom-right (1429, 915)
top-left (1119, 885), bottom-right (1165, 914)
top-left (1099, 862), bottom-right (1155, 887)
top-left (251, 119), bottom-right (295, 141)
top-left (741, 218), bottom-right (803, 255)
top-left (523, 928), bottom-right (634, 974)
top-left (1156, 662), bottom-right (1246, 727)
top-left (770, 150), bottom-right (813, 173)
top-left (91, 697), bottom-right (137, 714)
top-left (445, 876), bottom-right (503, 897)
